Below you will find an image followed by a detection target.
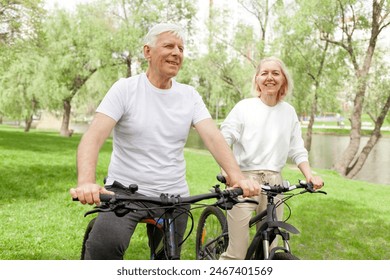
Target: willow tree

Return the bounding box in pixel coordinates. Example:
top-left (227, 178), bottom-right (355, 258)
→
top-left (41, 4), bottom-right (115, 136)
top-left (0, 48), bottom-right (43, 131)
top-left (0, 0), bottom-right (44, 126)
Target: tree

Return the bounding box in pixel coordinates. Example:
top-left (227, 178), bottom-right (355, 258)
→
top-left (275, 0), bottom-right (348, 151)
top-left (318, 0), bottom-right (390, 178)
top-left (0, 47), bottom-right (43, 131)
top-left (0, 0), bottom-right (45, 128)
top-left (237, 0), bottom-right (283, 61)
top-left (0, 0), bottom-right (44, 44)
top-left (41, 4), bottom-right (115, 136)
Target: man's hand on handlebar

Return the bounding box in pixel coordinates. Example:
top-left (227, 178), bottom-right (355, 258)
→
top-left (218, 172), bottom-right (260, 198)
top-left (231, 178), bottom-right (260, 198)
top-left (69, 183), bottom-right (115, 205)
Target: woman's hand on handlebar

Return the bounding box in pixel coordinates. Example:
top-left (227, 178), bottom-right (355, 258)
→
top-left (307, 175), bottom-right (324, 190)
top-left (69, 183), bottom-right (115, 205)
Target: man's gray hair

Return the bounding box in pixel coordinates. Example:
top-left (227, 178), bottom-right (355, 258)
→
top-left (144, 23), bottom-right (186, 47)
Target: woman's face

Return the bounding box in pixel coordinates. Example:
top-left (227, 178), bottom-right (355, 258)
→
top-left (256, 60), bottom-right (285, 99)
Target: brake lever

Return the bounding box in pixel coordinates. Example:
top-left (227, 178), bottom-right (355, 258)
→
top-left (83, 200), bottom-right (130, 217)
top-left (315, 190), bottom-right (327, 195)
top-left (299, 188), bottom-right (327, 195)
top-left (84, 206), bottom-right (111, 217)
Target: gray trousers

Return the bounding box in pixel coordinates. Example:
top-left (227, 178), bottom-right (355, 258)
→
top-left (83, 186), bottom-right (189, 260)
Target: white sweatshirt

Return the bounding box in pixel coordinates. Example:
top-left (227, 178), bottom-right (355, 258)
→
top-left (220, 97), bottom-right (308, 172)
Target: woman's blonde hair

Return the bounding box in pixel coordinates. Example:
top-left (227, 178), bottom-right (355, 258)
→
top-left (251, 57), bottom-right (293, 102)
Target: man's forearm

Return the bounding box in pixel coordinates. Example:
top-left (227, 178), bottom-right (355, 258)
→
top-left (77, 135), bottom-right (100, 185)
top-left (197, 120), bottom-right (244, 183)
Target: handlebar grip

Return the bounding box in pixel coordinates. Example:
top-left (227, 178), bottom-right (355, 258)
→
top-left (100, 193), bottom-right (114, 202)
top-left (227, 187), bottom-right (243, 196)
top-left (72, 194), bottom-right (114, 202)
top-left (216, 174), bottom-right (226, 184)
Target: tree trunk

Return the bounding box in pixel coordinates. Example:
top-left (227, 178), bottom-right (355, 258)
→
top-left (24, 98), bottom-right (38, 133)
top-left (60, 99), bottom-right (73, 137)
top-left (24, 115), bottom-right (33, 132)
top-left (126, 54), bottom-right (132, 78)
top-left (333, 79), bottom-right (366, 175)
top-left (333, 0), bottom-right (385, 177)
top-left (305, 90), bottom-right (318, 152)
top-left (59, 70), bottom-right (98, 137)
top-left (345, 92), bottom-right (390, 178)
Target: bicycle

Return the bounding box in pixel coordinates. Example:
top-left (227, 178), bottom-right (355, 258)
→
top-left (195, 175), bottom-right (326, 260)
top-left (74, 179), bottom-right (248, 260)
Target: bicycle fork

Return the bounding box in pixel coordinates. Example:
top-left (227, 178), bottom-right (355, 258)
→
top-left (262, 201), bottom-right (297, 259)
top-left (162, 210), bottom-right (181, 260)
top-left (261, 229), bottom-right (292, 259)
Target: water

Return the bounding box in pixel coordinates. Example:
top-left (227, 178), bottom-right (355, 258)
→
top-left (308, 134), bottom-right (390, 185)
top-left (184, 129), bottom-right (390, 185)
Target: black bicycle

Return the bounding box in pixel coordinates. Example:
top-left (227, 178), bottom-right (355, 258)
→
top-left (74, 180), bottom-right (247, 260)
top-left (196, 175), bottom-right (326, 260)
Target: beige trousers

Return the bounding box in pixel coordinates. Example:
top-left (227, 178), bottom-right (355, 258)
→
top-left (220, 170), bottom-right (284, 260)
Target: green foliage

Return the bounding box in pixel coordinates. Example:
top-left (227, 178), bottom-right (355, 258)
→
top-left (1, 127), bottom-right (389, 260)
top-left (275, 0), bottom-right (350, 116)
top-left (0, 45), bottom-right (42, 120)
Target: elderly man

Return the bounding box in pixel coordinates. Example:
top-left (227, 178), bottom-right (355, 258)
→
top-left (70, 23), bottom-right (259, 260)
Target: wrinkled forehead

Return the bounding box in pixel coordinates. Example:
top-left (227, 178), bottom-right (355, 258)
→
top-left (155, 31), bottom-right (184, 45)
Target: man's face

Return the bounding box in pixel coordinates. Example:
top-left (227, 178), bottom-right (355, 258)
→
top-left (145, 32), bottom-right (184, 80)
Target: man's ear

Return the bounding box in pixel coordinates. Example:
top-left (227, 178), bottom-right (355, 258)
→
top-left (143, 45), bottom-right (151, 60)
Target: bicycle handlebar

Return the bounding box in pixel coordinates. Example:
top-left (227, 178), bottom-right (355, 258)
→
top-left (96, 186), bottom-right (243, 205)
top-left (72, 176), bottom-right (325, 217)
top-left (215, 174), bottom-right (326, 195)
top-left (262, 180), bottom-right (327, 195)
top-left (72, 179), bottom-right (243, 206)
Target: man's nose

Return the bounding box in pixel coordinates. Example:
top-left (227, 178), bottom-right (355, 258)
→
top-left (172, 45), bottom-right (181, 55)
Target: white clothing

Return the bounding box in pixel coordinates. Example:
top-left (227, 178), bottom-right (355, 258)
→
top-left (220, 97), bottom-right (308, 172)
top-left (96, 73), bottom-right (211, 197)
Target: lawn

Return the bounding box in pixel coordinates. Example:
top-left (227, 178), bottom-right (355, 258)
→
top-left (0, 125), bottom-right (389, 260)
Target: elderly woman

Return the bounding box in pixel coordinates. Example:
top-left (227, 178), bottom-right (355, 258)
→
top-left (219, 57), bottom-right (324, 260)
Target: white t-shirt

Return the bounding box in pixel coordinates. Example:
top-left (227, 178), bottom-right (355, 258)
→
top-left (220, 97), bottom-right (308, 172)
top-left (96, 73), bottom-right (211, 197)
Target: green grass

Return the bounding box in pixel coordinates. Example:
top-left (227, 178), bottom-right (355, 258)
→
top-left (0, 125), bottom-right (389, 260)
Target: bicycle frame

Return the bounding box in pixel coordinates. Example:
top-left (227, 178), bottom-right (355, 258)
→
top-left (247, 195), bottom-right (300, 260)
top-left (196, 179), bottom-right (326, 260)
